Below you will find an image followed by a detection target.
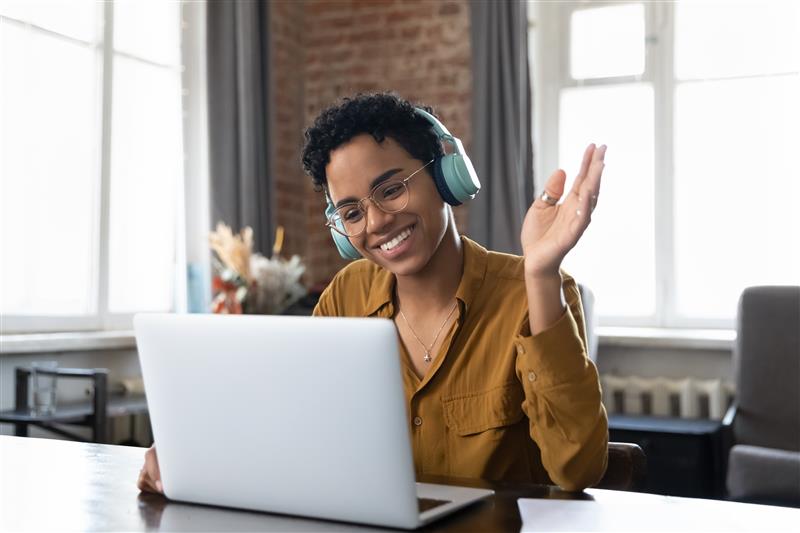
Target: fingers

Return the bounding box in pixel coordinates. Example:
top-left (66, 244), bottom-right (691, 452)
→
top-left (569, 145), bottom-right (606, 236)
top-left (137, 466), bottom-right (158, 493)
top-left (536, 169), bottom-right (567, 208)
top-left (574, 185), bottom-right (593, 220)
top-left (139, 445), bottom-right (163, 494)
top-left (582, 144), bottom-right (606, 210)
top-left (567, 143), bottom-right (596, 196)
top-left (567, 144), bottom-right (605, 210)
top-left (566, 183), bottom-right (595, 243)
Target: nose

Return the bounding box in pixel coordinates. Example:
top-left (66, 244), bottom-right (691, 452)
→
top-left (364, 198), bottom-right (395, 235)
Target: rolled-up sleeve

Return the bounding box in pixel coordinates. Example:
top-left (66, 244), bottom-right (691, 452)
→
top-left (514, 280), bottom-right (608, 491)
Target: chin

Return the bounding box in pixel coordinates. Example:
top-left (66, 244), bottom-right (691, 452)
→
top-left (362, 248), bottom-right (428, 277)
top-left (382, 256), bottom-right (430, 277)
top-left (361, 235), bottom-right (433, 277)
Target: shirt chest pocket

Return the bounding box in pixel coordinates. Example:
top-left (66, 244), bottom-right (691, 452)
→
top-left (442, 383), bottom-right (525, 438)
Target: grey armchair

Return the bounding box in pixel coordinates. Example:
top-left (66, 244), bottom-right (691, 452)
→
top-left (725, 286), bottom-right (800, 506)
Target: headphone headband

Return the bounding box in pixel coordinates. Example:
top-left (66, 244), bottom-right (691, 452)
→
top-left (414, 108), bottom-right (454, 140)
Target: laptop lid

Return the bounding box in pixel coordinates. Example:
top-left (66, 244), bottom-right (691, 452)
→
top-left (134, 313), bottom-right (421, 529)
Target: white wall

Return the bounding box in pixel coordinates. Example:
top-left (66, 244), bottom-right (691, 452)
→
top-left (597, 344), bottom-right (734, 383)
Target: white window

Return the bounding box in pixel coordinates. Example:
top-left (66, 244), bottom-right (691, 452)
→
top-left (531, 0), bottom-right (800, 328)
top-left (1, 0), bottom-right (191, 333)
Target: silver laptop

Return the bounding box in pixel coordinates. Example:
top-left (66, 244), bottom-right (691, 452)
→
top-left (134, 313), bottom-right (492, 529)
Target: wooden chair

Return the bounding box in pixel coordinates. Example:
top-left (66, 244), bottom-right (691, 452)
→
top-left (594, 442), bottom-right (647, 491)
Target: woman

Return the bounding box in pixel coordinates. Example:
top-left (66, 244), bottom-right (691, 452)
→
top-left (138, 93), bottom-right (607, 494)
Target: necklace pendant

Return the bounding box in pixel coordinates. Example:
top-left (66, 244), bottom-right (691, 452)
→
top-left (423, 351), bottom-right (432, 363)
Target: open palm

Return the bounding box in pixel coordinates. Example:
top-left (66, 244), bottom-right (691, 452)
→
top-left (520, 144), bottom-right (606, 277)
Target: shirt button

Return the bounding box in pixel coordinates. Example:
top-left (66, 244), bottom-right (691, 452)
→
top-left (527, 371), bottom-right (537, 382)
top-left (413, 416), bottom-right (423, 426)
top-left (516, 343), bottom-right (526, 355)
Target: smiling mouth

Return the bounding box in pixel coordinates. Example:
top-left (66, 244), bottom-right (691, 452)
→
top-left (379, 225), bottom-right (414, 252)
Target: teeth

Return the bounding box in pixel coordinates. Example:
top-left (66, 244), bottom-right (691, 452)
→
top-left (380, 227), bottom-right (413, 251)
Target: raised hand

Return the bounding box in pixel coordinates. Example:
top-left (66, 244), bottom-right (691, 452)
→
top-left (520, 143), bottom-right (606, 278)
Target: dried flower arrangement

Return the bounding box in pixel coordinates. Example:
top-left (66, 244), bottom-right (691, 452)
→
top-left (209, 223), bottom-right (306, 315)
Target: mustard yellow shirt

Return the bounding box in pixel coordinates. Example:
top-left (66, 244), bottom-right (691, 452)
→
top-left (313, 236), bottom-right (608, 491)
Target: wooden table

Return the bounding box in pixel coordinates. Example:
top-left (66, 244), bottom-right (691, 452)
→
top-left (1, 436), bottom-right (796, 532)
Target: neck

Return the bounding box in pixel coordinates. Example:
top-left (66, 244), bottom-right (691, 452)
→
top-left (394, 219), bottom-right (463, 316)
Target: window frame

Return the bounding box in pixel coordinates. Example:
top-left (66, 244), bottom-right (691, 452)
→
top-left (1, 1), bottom-right (201, 334)
top-left (530, 0), bottom-right (773, 330)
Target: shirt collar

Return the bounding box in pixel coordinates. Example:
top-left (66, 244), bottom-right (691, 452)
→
top-left (454, 236), bottom-right (488, 314)
top-left (364, 266), bottom-right (395, 317)
top-left (362, 235), bottom-right (488, 317)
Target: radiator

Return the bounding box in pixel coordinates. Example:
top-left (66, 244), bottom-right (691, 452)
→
top-left (601, 375), bottom-right (735, 420)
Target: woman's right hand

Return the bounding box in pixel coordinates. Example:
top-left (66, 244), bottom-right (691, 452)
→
top-left (137, 445), bottom-right (163, 494)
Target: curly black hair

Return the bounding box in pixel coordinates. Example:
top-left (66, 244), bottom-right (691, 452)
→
top-left (301, 92), bottom-right (444, 190)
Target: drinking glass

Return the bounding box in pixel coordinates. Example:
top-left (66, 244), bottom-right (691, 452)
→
top-left (31, 361), bottom-right (58, 416)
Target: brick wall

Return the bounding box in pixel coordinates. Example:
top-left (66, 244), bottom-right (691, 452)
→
top-left (272, 0), bottom-right (472, 285)
top-left (270, 0), bottom-right (307, 261)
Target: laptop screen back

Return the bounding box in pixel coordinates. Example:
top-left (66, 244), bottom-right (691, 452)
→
top-left (135, 313), bottom-right (420, 529)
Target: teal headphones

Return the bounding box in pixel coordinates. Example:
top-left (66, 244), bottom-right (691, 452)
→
top-left (325, 107), bottom-right (481, 260)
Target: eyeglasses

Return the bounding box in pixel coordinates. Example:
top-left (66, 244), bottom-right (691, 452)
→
top-left (326, 159), bottom-right (434, 238)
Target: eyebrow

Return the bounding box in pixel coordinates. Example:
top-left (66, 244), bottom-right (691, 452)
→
top-left (334, 168), bottom-right (403, 209)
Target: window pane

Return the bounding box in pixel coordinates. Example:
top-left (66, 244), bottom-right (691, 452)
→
top-left (559, 84), bottom-right (656, 319)
top-left (570, 3), bottom-right (645, 80)
top-left (108, 57), bottom-right (183, 313)
top-left (0, 25), bottom-right (97, 315)
top-left (675, 1), bottom-right (799, 80)
top-left (674, 76), bottom-right (800, 320)
top-left (113, 0), bottom-right (181, 65)
top-left (0, 0), bottom-right (96, 42)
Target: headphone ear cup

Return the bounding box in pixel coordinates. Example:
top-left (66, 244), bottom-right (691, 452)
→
top-left (433, 154), bottom-right (482, 206)
top-left (414, 107), bottom-right (481, 205)
top-left (431, 157), bottom-right (461, 206)
top-left (330, 228), bottom-right (362, 260)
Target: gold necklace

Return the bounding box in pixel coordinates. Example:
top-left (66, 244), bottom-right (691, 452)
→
top-left (398, 301), bottom-right (458, 363)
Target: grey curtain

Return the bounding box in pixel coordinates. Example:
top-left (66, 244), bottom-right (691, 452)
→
top-left (207, 0), bottom-right (273, 255)
top-left (468, 0), bottom-right (534, 255)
